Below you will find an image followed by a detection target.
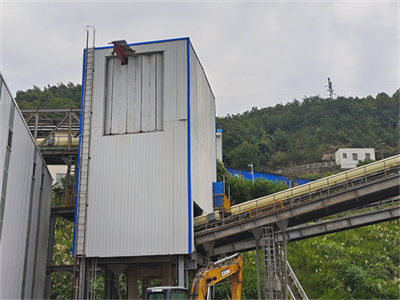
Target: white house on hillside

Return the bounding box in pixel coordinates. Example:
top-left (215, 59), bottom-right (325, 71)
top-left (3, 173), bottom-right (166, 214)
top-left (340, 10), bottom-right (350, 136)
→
top-left (335, 148), bottom-right (375, 169)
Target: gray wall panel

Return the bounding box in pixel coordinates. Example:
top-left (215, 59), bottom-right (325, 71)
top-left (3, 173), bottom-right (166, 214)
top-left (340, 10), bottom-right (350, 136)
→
top-left (0, 72), bottom-right (52, 299)
top-left (189, 44), bottom-right (216, 215)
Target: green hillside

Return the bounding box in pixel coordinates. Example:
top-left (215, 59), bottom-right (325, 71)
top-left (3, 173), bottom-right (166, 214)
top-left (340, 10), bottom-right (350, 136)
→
top-left (16, 84), bottom-right (400, 299)
top-left (217, 91), bottom-right (399, 171)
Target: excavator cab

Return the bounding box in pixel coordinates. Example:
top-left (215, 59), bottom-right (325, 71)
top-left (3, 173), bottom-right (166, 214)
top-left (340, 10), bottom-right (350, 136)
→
top-left (145, 286), bottom-right (189, 300)
top-left (146, 253), bottom-right (243, 300)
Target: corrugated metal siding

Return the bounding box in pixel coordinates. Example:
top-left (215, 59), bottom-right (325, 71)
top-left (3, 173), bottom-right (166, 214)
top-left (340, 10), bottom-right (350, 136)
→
top-left (85, 39), bottom-right (191, 257)
top-left (189, 43), bottom-right (216, 216)
top-left (105, 53), bottom-right (164, 135)
top-left (0, 73), bottom-right (52, 299)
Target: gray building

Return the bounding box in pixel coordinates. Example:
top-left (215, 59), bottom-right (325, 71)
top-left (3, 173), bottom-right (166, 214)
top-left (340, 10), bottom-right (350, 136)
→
top-left (76, 38), bottom-right (216, 259)
top-left (0, 72), bottom-right (52, 299)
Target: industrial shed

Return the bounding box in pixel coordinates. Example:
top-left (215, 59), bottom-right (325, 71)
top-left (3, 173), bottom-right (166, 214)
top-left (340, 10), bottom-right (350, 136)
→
top-left (76, 38), bottom-right (216, 259)
top-left (0, 72), bottom-right (52, 299)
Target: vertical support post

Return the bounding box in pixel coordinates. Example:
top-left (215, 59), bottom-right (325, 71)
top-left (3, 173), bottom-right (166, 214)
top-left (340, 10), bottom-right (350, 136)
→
top-left (282, 233), bottom-right (288, 300)
top-left (162, 264), bottom-right (172, 286)
top-left (256, 240), bottom-right (262, 300)
top-left (43, 212), bottom-right (56, 299)
top-left (252, 228), bottom-right (262, 300)
top-left (127, 266), bottom-right (138, 300)
top-left (178, 255), bottom-right (185, 287)
top-left (142, 278), bottom-right (151, 300)
top-left (104, 268), bottom-right (115, 300)
top-left (68, 113), bottom-right (72, 148)
top-left (34, 113), bottom-right (39, 140)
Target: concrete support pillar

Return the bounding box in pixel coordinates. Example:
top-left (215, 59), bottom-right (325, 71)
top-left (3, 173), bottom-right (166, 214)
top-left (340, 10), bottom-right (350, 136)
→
top-left (104, 268), bottom-right (115, 300)
top-left (203, 241), bottom-right (215, 264)
top-left (162, 263), bottom-right (172, 286)
top-left (142, 278), bottom-right (151, 299)
top-left (127, 266), bottom-right (138, 300)
top-left (178, 256), bottom-right (185, 287)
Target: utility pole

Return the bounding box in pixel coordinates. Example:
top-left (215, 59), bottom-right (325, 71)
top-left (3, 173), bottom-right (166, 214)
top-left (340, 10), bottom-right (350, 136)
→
top-left (327, 77), bottom-right (335, 99)
top-left (248, 163), bottom-right (254, 182)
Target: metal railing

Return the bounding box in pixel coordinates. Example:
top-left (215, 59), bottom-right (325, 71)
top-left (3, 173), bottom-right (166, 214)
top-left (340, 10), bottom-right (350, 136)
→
top-left (196, 155), bottom-right (400, 231)
top-left (287, 258), bottom-right (309, 300)
top-left (51, 188), bottom-right (76, 208)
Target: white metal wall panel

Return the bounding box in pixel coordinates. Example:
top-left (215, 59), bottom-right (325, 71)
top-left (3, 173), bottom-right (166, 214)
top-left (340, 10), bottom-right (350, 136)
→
top-left (85, 39), bottom-right (190, 257)
top-left (105, 53), bottom-right (164, 134)
top-left (0, 73), bottom-right (52, 299)
top-left (189, 43), bottom-right (216, 216)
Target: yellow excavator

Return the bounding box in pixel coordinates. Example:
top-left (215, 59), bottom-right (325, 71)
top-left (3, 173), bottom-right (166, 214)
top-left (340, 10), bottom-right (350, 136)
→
top-left (145, 253), bottom-right (243, 300)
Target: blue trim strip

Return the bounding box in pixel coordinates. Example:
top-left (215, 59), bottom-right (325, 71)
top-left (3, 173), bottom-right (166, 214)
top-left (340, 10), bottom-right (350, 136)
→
top-left (187, 39), bottom-right (192, 254)
top-left (72, 49), bottom-right (86, 255)
top-left (95, 37), bottom-right (190, 50)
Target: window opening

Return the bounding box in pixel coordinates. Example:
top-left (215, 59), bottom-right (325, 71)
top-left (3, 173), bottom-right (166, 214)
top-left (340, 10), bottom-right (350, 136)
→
top-left (7, 129), bottom-right (13, 149)
top-left (32, 162), bottom-right (37, 178)
top-left (41, 173), bottom-right (44, 188)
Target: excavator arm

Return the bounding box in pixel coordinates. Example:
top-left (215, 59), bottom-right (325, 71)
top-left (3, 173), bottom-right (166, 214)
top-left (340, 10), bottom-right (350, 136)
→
top-left (190, 253), bottom-right (243, 300)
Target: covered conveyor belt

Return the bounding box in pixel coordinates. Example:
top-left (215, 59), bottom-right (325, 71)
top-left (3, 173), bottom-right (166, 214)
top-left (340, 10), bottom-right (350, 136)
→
top-left (207, 199), bottom-right (399, 257)
top-left (194, 155), bottom-right (400, 258)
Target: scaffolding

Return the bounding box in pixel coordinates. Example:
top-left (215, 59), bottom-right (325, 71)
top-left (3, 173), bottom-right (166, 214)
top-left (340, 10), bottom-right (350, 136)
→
top-left (262, 225), bottom-right (283, 300)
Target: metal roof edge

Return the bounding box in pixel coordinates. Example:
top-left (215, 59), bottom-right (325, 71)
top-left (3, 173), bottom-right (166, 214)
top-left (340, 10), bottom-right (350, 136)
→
top-left (94, 37), bottom-right (190, 50)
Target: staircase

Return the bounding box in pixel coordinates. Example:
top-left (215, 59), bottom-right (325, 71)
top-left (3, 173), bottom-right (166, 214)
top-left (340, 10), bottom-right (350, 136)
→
top-left (286, 259), bottom-right (309, 300)
top-left (262, 225), bottom-right (309, 300)
top-left (72, 25), bottom-right (95, 299)
top-left (262, 225), bottom-right (283, 300)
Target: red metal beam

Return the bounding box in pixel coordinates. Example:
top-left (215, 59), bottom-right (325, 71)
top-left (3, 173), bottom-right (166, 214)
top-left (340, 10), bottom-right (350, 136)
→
top-left (114, 44), bottom-right (128, 65)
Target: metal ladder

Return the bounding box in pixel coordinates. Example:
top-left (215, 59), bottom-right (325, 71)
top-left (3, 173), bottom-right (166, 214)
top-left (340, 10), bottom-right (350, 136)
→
top-left (262, 225), bottom-right (283, 300)
top-left (73, 25), bottom-right (95, 300)
top-left (64, 155), bottom-right (77, 207)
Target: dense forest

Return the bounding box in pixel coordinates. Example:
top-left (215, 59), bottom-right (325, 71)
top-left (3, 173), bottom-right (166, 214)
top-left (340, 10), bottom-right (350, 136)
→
top-left (217, 91), bottom-right (399, 171)
top-left (16, 82), bottom-right (81, 109)
top-left (16, 84), bottom-right (399, 299)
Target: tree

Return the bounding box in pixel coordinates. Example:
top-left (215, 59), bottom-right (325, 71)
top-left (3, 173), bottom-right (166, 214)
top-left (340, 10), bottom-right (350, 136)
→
top-left (356, 158), bottom-right (376, 167)
top-left (216, 159), bottom-right (229, 182)
top-left (226, 141), bottom-right (260, 170)
top-left (15, 82), bottom-right (81, 109)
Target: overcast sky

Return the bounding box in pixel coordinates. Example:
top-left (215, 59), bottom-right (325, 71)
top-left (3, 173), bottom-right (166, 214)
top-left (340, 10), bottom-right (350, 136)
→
top-left (1, 1), bottom-right (398, 116)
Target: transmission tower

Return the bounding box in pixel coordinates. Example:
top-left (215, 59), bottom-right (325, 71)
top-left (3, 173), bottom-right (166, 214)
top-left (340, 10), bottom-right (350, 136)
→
top-left (326, 77), bottom-right (335, 99)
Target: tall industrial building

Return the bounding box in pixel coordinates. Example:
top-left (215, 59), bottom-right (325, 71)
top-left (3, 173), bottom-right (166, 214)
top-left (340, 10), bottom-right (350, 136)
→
top-left (0, 72), bottom-right (53, 299)
top-left (74, 37), bottom-right (216, 297)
